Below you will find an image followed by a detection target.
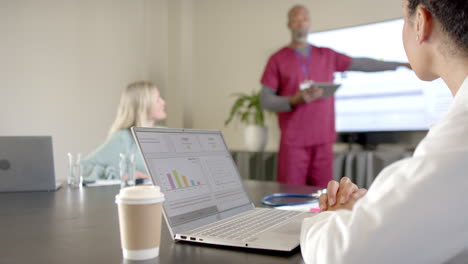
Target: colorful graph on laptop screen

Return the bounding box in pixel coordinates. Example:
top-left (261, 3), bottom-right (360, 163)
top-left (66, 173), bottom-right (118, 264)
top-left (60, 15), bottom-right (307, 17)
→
top-left (135, 130), bottom-right (251, 228)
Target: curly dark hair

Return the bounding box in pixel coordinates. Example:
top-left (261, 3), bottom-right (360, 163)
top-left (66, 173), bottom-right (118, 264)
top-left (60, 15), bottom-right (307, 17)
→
top-left (407, 0), bottom-right (468, 53)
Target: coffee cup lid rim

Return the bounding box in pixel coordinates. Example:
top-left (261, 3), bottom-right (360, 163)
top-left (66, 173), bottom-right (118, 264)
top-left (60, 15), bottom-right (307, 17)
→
top-left (115, 196), bottom-right (164, 204)
top-left (115, 185), bottom-right (164, 204)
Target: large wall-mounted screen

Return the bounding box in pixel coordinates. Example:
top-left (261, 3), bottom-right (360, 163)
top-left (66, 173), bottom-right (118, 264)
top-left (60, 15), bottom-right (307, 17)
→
top-left (308, 19), bottom-right (452, 132)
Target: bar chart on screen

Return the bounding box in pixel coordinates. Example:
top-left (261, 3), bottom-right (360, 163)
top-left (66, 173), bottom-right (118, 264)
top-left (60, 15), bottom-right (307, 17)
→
top-left (151, 157), bottom-right (210, 198)
top-left (165, 170), bottom-right (202, 190)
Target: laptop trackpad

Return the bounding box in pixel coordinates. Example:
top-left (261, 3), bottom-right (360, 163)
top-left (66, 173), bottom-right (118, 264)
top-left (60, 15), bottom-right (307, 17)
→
top-left (247, 218), bottom-right (304, 250)
top-left (274, 219), bottom-right (302, 234)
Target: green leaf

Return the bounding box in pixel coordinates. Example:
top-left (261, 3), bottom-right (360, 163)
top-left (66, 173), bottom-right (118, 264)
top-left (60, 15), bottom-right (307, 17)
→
top-left (255, 103), bottom-right (264, 126)
top-left (224, 91), bottom-right (266, 127)
top-left (224, 97), bottom-right (247, 126)
top-left (241, 112), bottom-right (249, 123)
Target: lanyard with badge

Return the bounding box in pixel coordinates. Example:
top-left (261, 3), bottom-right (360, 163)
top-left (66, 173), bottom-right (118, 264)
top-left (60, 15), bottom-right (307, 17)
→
top-left (295, 47), bottom-right (314, 90)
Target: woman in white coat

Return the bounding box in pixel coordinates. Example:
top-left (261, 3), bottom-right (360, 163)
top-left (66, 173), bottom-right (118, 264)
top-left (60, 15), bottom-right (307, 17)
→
top-left (300, 0), bottom-right (468, 263)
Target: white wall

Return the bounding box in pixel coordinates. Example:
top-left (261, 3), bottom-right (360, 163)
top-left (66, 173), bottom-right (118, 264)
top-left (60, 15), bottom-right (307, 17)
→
top-left (0, 0), bottom-right (169, 181)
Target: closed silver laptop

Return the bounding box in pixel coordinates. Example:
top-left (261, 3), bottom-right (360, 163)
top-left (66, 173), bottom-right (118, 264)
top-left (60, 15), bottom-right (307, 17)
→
top-left (0, 136), bottom-right (61, 192)
top-left (132, 127), bottom-right (314, 251)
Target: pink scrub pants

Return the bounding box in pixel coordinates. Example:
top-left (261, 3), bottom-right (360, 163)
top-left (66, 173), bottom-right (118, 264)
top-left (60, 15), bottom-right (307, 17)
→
top-left (277, 142), bottom-right (333, 188)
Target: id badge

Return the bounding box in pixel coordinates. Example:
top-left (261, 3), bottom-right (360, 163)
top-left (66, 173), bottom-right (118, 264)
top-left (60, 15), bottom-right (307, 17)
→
top-left (299, 80), bottom-right (314, 91)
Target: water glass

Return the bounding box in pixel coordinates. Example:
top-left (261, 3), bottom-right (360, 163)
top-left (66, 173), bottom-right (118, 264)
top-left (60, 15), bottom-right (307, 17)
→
top-left (120, 153), bottom-right (135, 188)
top-left (67, 153), bottom-right (82, 188)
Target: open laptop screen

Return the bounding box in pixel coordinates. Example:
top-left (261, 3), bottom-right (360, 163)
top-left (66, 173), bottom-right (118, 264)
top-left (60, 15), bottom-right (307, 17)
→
top-left (133, 128), bottom-right (253, 234)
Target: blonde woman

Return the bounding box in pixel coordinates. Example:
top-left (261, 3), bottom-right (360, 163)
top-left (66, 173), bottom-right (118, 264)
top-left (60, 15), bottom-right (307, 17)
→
top-left (82, 81), bottom-right (166, 180)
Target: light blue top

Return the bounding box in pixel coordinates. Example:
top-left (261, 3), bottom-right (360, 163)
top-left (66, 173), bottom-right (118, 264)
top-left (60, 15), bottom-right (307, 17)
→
top-left (82, 129), bottom-right (147, 180)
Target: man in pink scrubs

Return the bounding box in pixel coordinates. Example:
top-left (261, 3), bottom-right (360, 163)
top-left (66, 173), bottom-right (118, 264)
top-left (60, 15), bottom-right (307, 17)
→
top-left (260, 5), bottom-right (410, 187)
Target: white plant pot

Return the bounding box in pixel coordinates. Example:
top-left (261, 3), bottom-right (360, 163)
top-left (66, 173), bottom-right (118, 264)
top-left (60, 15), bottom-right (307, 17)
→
top-left (244, 125), bottom-right (268, 152)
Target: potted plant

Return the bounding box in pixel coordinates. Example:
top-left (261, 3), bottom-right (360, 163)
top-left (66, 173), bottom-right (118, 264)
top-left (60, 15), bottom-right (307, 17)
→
top-left (225, 91), bottom-right (268, 152)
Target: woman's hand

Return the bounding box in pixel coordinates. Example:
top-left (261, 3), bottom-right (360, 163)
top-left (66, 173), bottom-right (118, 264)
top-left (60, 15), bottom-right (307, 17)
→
top-left (135, 171), bottom-right (149, 179)
top-left (319, 177), bottom-right (367, 211)
top-left (121, 171), bottom-right (149, 180)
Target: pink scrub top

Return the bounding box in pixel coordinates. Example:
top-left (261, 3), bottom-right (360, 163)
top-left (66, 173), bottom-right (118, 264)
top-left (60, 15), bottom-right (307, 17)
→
top-left (261, 45), bottom-right (352, 146)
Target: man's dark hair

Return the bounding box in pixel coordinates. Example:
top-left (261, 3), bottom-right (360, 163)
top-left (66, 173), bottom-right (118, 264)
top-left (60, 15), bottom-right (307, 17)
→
top-left (407, 0), bottom-right (468, 53)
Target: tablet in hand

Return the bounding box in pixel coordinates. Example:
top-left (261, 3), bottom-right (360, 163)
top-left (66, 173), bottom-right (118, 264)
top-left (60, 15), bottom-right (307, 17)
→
top-left (300, 81), bottom-right (341, 97)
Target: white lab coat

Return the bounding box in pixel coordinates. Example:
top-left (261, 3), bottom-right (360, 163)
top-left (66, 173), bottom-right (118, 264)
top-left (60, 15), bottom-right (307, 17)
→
top-left (300, 77), bottom-right (468, 264)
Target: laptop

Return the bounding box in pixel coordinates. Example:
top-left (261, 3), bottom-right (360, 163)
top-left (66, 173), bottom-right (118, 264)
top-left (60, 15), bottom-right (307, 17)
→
top-left (132, 127), bottom-right (314, 251)
top-left (0, 136), bottom-right (61, 192)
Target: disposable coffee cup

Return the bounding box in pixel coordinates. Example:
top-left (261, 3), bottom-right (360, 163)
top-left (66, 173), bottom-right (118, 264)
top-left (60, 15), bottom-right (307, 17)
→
top-left (115, 186), bottom-right (165, 260)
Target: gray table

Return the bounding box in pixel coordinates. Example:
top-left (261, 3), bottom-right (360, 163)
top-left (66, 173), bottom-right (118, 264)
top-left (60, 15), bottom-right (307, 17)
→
top-left (0, 180), bottom-right (320, 264)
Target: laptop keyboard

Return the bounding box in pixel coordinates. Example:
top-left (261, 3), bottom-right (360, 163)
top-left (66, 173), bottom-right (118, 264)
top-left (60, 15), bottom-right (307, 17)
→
top-left (190, 208), bottom-right (303, 241)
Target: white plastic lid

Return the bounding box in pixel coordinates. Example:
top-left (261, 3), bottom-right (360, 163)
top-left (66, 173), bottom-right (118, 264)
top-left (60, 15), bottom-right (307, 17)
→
top-left (115, 185), bottom-right (165, 205)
